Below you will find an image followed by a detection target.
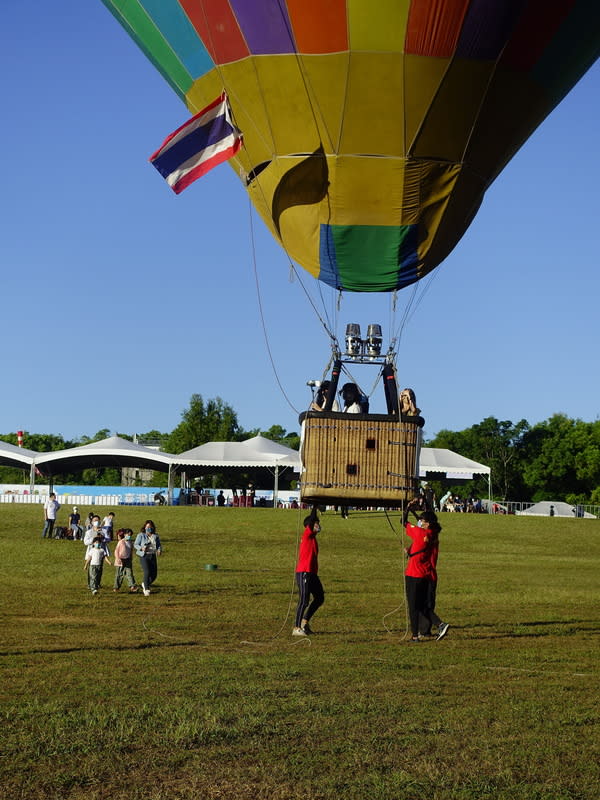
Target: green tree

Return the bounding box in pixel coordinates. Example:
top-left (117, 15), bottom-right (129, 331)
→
top-left (260, 424), bottom-right (300, 451)
top-left (164, 395), bottom-right (240, 454)
top-left (522, 415), bottom-right (600, 501)
top-left (429, 417), bottom-right (530, 500)
top-left (75, 429), bottom-right (111, 445)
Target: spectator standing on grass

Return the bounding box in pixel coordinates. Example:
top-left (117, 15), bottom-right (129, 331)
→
top-left (68, 506), bottom-right (81, 540)
top-left (41, 493), bottom-right (60, 539)
top-left (293, 511), bottom-right (325, 636)
top-left (134, 520), bottom-right (162, 596)
top-left (101, 512), bottom-right (115, 541)
top-left (84, 536), bottom-right (112, 595)
top-left (113, 529), bottom-right (139, 593)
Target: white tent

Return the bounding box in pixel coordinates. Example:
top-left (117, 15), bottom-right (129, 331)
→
top-left (34, 435), bottom-right (174, 475)
top-left (516, 501), bottom-right (594, 518)
top-left (0, 441), bottom-right (38, 490)
top-left (419, 447), bottom-right (491, 480)
top-left (1, 435), bottom-right (176, 497)
top-left (172, 435), bottom-right (301, 505)
top-left (174, 435), bottom-right (300, 469)
top-left (0, 440), bottom-right (37, 470)
top-left (419, 447), bottom-right (491, 504)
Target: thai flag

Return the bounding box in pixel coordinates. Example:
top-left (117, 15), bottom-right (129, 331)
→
top-left (149, 93), bottom-right (242, 194)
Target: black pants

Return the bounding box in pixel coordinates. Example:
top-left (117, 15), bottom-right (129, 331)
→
top-left (295, 572), bottom-right (324, 627)
top-left (405, 576), bottom-right (431, 637)
top-left (419, 579), bottom-right (442, 634)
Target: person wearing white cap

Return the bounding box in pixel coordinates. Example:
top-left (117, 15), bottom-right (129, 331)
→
top-left (68, 506), bottom-right (82, 540)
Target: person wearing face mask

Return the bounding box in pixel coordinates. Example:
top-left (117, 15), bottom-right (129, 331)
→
top-left (83, 515), bottom-right (102, 546)
top-left (417, 511), bottom-right (449, 641)
top-left (113, 529), bottom-right (139, 593)
top-left (134, 520), bottom-right (162, 596)
top-left (402, 499), bottom-right (440, 643)
top-left (292, 511), bottom-right (325, 636)
top-left (83, 535), bottom-right (112, 595)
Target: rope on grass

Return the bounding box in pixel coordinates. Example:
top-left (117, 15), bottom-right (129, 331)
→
top-left (240, 503), bottom-right (309, 646)
top-left (381, 505), bottom-right (411, 641)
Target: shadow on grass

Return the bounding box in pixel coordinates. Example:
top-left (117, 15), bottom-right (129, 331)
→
top-left (0, 639), bottom-right (203, 658)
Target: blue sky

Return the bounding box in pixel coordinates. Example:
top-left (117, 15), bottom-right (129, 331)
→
top-left (1, 2), bottom-right (598, 445)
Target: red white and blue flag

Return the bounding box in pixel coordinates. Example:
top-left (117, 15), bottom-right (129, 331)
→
top-left (149, 93), bottom-right (242, 194)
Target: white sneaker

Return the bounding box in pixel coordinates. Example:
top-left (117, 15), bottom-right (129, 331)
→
top-left (143, 588), bottom-right (151, 596)
top-left (292, 627), bottom-right (307, 636)
top-left (436, 622), bottom-right (449, 641)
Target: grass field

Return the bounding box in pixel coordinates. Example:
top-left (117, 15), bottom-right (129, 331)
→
top-left (0, 505), bottom-right (598, 800)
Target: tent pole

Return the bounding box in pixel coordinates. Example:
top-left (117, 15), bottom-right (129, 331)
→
top-left (167, 464), bottom-right (173, 506)
top-left (488, 472), bottom-right (492, 513)
top-left (273, 466), bottom-right (279, 509)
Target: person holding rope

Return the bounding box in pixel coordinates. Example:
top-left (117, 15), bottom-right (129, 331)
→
top-left (403, 499), bottom-right (448, 642)
top-left (292, 510), bottom-right (324, 636)
top-left (417, 510), bottom-right (449, 641)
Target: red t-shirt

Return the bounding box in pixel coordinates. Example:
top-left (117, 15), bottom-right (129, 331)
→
top-left (404, 523), bottom-right (432, 579)
top-left (295, 526), bottom-right (319, 573)
top-left (427, 537), bottom-right (439, 581)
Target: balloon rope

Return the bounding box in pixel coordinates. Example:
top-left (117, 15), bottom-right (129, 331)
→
top-left (248, 199), bottom-right (300, 415)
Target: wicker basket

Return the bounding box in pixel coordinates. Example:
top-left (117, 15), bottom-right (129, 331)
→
top-left (300, 411), bottom-right (421, 507)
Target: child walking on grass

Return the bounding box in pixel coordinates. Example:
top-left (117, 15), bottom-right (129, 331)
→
top-left (113, 529), bottom-right (139, 593)
top-left (84, 536), bottom-right (112, 595)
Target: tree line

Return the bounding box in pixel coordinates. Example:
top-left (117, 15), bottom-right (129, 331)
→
top-left (1, 395), bottom-right (598, 504)
top-left (428, 414), bottom-right (600, 505)
top-left (0, 394), bottom-right (299, 490)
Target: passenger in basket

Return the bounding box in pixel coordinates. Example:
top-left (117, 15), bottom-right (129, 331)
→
top-left (310, 381), bottom-right (340, 412)
top-left (340, 383), bottom-right (362, 413)
top-left (400, 388), bottom-right (425, 427)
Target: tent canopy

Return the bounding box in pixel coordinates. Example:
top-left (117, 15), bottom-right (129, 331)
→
top-left (419, 447), bottom-right (490, 480)
top-left (0, 440), bottom-right (37, 469)
top-left (34, 436), bottom-right (174, 475)
top-left (517, 501), bottom-right (594, 518)
top-left (173, 435), bottom-right (301, 474)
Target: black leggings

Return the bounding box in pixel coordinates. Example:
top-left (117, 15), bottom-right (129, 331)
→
top-left (419, 579), bottom-right (442, 634)
top-left (405, 576), bottom-right (431, 637)
top-left (295, 572), bottom-right (324, 627)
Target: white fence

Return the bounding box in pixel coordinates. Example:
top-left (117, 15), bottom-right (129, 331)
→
top-left (0, 493), bottom-right (154, 506)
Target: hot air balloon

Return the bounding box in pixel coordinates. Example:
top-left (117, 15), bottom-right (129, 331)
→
top-left (99, 1), bottom-right (599, 507)
top-left (101, 0), bottom-right (599, 293)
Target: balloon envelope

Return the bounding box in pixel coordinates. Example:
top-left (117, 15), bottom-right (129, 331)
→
top-left (101, 0), bottom-right (600, 292)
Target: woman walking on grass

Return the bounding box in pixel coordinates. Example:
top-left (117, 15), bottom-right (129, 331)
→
top-left (134, 520), bottom-right (162, 596)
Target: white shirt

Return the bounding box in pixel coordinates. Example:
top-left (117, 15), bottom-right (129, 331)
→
top-left (83, 526), bottom-right (101, 546)
top-left (87, 546), bottom-right (106, 567)
top-left (44, 498), bottom-right (60, 519)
